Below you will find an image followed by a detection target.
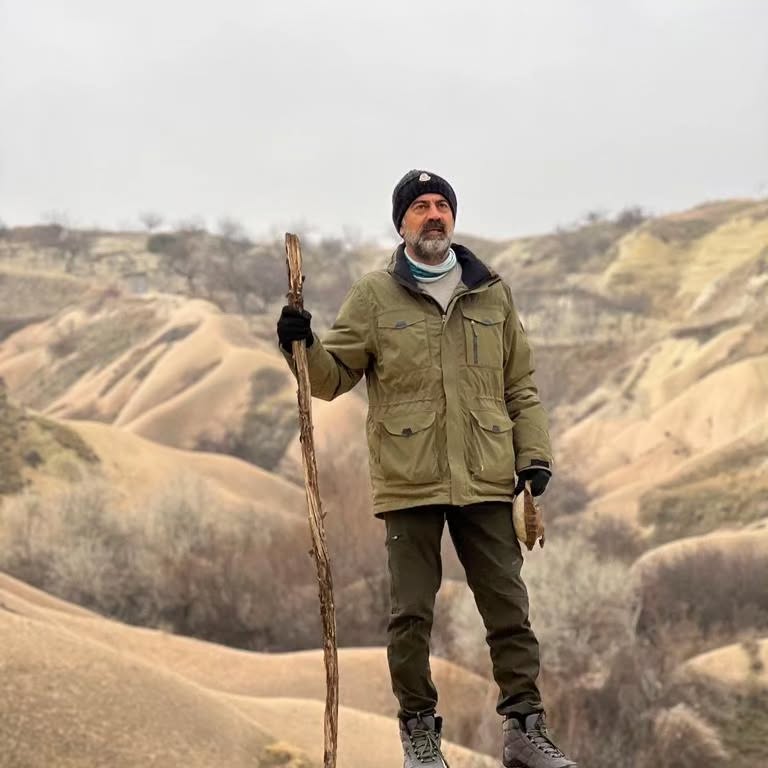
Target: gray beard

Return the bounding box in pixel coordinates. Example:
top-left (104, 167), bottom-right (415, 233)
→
top-left (404, 230), bottom-right (452, 264)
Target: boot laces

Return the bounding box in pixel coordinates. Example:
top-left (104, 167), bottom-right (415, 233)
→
top-left (527, 719), bottom-right (566, 758)
top-left (410, 723), bottom-right (446, 764)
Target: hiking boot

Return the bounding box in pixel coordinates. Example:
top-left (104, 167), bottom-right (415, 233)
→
top-left (503, 713), bottom-right (577, 768)
top-left (398, 714), bottom-right (449, 767)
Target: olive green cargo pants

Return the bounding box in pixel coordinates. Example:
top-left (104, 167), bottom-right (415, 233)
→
top-left (384, 501), bottom-right (543, 720)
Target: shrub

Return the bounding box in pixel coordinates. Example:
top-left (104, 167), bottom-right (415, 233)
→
top-left (146, 233), bottom-right (178, 254)
top-left (2, 460), bottom-right (764, 764)
top-left (431, 534), bottom-right (637, 683)
top-left (259, 743), bottom-right (315, 768)
top-left (540, 472), bottom-right (590, 521)
top-left (47, 322), bottom-right (79, 357)
top-left (524, 536), bottom-right (636, 677)
top-left (635, 546), bottom-right (768, 650)
top-left (226, 369), bottom-right (297, 470)
top-left (650, 704), bottom-right (728, 767)
top-left (640, 483), bottom-right (768, 545)
top-left (615, 205), bottom-right (648, 229)
top-left (320, 438), bottom-right (389, 646)
top-left (582, 514), bottom-right (646, 562)
top-left (671, 673), bottom-right (768, 764)
top-left (133, 476), bottom-right (318, 648)
top-left (0, 454), bottom-right (392, 653)
top-left (0, 387), bottom-right (25, 494)
top-left (0, 480), bottom-right (135, 615)
top-left (0, 474), bottom-right (320, 650)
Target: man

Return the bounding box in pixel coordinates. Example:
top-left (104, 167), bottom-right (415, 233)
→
top-left (277, 170), bottom-right (577, 768)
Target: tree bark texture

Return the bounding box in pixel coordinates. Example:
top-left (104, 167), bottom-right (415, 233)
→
top-left (284, 233), bottom-right (339, 768)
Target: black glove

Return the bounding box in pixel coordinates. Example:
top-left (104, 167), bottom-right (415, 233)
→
top-left (277, 305), bottom-right (314, 352)
top-left (515, 467), bottom-right (551, 497)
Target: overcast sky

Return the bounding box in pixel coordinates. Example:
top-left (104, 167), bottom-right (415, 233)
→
top-left (1, 0), bottom-right (767, 242)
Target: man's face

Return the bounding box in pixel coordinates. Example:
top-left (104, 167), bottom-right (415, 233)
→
top-left (400, 193), bottom-right (455, 262)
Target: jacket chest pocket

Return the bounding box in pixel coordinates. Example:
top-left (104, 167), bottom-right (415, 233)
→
top-left (376, 411), bottom-right (438, 484)
top-left (469, 409), bottom-right (515, 485)
top-left (461, 306), bottom-right (504, 367)
top-left (377, 309), bottom-right (431, 371)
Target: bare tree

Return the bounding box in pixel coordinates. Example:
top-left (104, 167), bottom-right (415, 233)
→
top-left (583, 209), bottom-right (608, 225)
top-left (59, 228), bottom-right (91, 273)
top-left (245, 244), bottom-right (288, 313)
top-left (168, 238), bottom-right (206, 294)
top-left (217, 217), bottom-right (249, 243)
top-left (615, 205), bottom-right (648, 229)
top-left (212, 217), bottom-right (255, 314)
top-left (41, 209), bottom-right (70, 228)
top-left (139, 211), bottom-right (164, 232)
top-left (39, 212), bottom-right (91, 273)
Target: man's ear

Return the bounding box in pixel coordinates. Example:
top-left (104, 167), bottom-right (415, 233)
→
top-left (399, 225), bottom-right (404, 238)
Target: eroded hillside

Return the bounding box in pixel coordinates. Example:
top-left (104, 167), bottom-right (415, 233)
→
top-left (1, 199), bottom-right (766, 766)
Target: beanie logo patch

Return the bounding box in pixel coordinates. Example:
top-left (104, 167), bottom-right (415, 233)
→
top-left (419, 172), bottom-right (431, 182)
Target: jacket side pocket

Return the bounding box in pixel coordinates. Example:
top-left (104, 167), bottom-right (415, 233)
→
top-left (469, 409), bottom-right (515, 485)
top-left (376, 411), bottom-right (438, 484)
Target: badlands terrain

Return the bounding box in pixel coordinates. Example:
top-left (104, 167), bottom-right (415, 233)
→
top-left (0, 199), bottom-right (766, 766)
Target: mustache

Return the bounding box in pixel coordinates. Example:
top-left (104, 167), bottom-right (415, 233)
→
top-left (421, 221), bottom-right (446, 233)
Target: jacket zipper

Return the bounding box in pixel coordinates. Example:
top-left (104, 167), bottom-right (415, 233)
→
top-left (470, 320), bottom-right (479, 364)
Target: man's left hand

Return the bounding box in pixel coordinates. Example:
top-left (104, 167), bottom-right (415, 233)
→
top-left (514, 468), bottom-right (550, 497)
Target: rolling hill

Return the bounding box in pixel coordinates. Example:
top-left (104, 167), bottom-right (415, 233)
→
top-left (1, 198), bottom-right (766, 765)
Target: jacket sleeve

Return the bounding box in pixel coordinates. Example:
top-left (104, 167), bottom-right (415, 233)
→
top-left (502, 286), bottom-right (554, 474)
top-left (280, 281), bottom-right (373, 401)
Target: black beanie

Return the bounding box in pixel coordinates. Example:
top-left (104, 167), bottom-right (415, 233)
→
top-left (391, 170), bottom-right (457, 232)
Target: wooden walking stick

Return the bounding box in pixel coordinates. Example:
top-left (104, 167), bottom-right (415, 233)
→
top-left (284, 233), bottom-right (339, 768)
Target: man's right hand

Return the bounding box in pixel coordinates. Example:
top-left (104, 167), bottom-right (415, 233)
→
top-left (277, 305), bottom-right (314, 352)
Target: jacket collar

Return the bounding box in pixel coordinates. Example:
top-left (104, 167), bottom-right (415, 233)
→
top-left (388, 242), bottom-right (496, 291)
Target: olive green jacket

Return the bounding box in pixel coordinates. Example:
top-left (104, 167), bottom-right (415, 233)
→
top-left (282, 243), bottom-right (553, 517)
